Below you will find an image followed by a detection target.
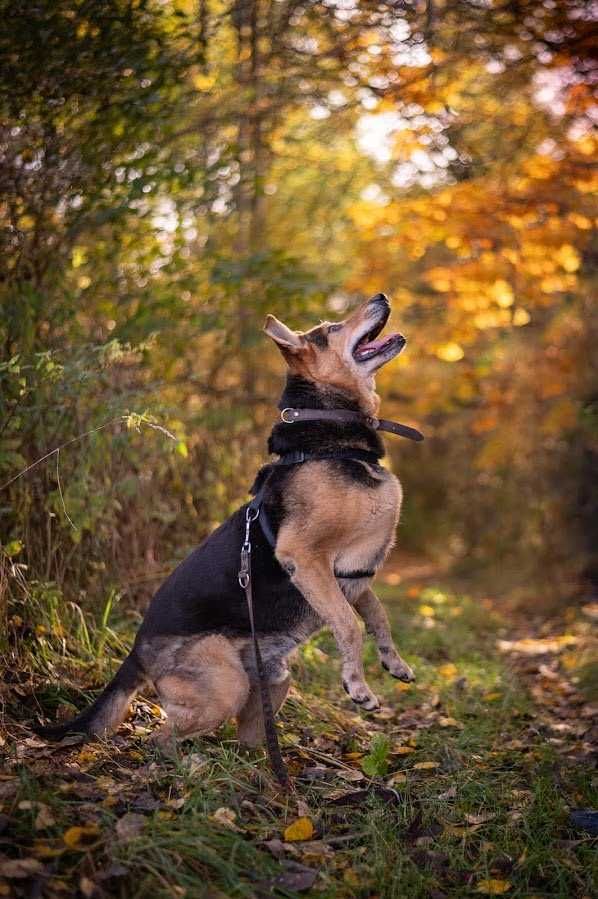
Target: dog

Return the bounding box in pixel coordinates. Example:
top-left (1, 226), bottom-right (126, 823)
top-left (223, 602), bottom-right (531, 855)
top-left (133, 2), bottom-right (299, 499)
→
top-left (38, 293), bottom-right (415, 748)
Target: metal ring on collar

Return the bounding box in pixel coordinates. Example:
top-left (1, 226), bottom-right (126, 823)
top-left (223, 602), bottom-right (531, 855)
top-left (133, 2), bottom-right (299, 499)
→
top-left (280, 407), bottom-right (298, 423)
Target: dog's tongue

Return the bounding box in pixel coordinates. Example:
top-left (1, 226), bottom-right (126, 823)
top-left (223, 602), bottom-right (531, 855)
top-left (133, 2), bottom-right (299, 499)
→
top-left (356, 333), bottom-right (398, 356)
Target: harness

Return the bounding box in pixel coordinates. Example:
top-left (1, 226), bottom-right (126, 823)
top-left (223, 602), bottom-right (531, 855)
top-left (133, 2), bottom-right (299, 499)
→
top-left (237, 407), bottom-right (424, 789)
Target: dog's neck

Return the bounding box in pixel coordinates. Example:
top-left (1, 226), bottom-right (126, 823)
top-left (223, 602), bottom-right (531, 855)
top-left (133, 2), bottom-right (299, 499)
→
top-left (267, 375), bottom-right (385, 458)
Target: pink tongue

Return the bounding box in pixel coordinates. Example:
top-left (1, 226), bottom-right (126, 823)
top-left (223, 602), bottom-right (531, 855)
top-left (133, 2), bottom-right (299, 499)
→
top-left (357, 333), bottom-right (397, 354)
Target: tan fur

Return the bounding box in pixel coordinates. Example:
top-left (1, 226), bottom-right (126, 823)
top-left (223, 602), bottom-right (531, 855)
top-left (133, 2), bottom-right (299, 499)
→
top-left (273, 300), bottom-right (385, 415)
top-left (145, 635), bottom-right (250, 747)
top-left (274, 461), bottom-right (403, 709)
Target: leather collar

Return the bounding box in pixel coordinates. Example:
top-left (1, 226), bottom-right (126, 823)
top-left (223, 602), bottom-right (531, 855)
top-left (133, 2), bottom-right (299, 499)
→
top-left (279, 407), bottom-right (424, 442)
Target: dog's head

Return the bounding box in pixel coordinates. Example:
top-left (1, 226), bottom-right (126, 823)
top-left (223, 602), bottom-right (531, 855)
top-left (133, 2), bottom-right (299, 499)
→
top-left (264, 293), bottom-right (405, 413)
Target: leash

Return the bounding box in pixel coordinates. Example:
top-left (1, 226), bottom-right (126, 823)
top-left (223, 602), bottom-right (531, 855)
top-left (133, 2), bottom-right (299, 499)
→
top-left (238, 502), bottom-right (290, 790)
top-left (237, 406), bottom-right (424, 787)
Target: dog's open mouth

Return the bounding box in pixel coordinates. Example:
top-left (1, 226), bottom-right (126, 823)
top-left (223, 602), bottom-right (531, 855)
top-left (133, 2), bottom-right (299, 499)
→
top-left (353, 318), bottom-right (405, 362)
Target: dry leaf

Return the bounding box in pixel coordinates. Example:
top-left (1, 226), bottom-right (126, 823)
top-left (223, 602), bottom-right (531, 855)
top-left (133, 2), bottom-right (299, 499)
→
top-left (413, 761), bottom-right (439, 770)
top-left (296, 799), bottom-right (310, 818)
top-left (79, 876), bottom-right (96, 898)
top-left (438, 786), bottom-right (457, 800)
top-left (283, 817), bottom-right (314, 842)
top-left (438, 716), bottom-right (463, 729)
top-left (393, 746), bottom-right (415, 756)
top-left (476, 879), bottom-right (512, 894)
top-left (465, 812), bottom-right (496, 825)
top-left (0, 858), bottom-right (44, 878)
top-left (115, 813), bottom-right (145, 841)
top-left (63, 824), bottom-right (100, 850)
top-left (210, 807), bottom-right (242, 831)
top-left (388, 772), bottom-right (407, 785)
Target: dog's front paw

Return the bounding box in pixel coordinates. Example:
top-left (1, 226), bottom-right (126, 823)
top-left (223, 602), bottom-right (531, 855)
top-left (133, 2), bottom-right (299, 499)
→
top-left (381, 654), bottom-right (415, 683)
top-left (342, 679), bottom-right (380, 711)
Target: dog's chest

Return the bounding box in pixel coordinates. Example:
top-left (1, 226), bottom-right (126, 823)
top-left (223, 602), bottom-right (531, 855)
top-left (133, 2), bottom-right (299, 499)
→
top-left (333, 468), bottom-right (402, 576)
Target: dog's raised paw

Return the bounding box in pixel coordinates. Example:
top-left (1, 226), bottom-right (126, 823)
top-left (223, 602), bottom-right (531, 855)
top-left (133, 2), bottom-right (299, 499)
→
top-left (381, 657), bottom-right (415, 682)
top-left (343, 680), bottom-right (380, 710)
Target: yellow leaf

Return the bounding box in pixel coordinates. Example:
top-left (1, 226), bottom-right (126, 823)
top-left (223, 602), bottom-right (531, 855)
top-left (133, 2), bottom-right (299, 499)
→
top-left (476, 879), bottom-right (512, 894)
top-left (284, 816), bottom-right (314, 842)
top-left (419, 604), bottom-right (435, 618)
top-left (438, 716), bottom-right (463, 729)
top-left (388, 772), bottom-right (407, 785)
top-left (413, 761), bottom-right (439, 770)
top-left (393, 746), bottom-right (415, 755)
top-left (436, 342), bottom-right (464, 362)
top-left (438, 663), bottom-right (458, 679)
top-left (483, 692), bottom-right (502, 702)
top-left (63, 824), bottom-right (100, 850)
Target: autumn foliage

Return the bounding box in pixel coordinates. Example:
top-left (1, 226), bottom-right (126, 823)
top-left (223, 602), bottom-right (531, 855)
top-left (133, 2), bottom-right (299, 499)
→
top-left (1, 0), bottom-right (596, 610)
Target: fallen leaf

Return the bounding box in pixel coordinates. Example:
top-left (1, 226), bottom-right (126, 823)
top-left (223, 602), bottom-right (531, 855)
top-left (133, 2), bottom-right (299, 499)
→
top-left (438, 786), bottom-right (457, 800)
top-left (413, 761), bottom-right (440, 770)
top-left (63, 824), bottom-right (100, 850)
top-left (476, 879), bottom-right (512, 894)
top-left (388, 772), bottom-right (407, 785)
top-left (284, 817), bottom-right (314, 842)
top-left (393, 746), bottom-right (415, 756)
top-left (296, 799), bottom-right (310, 818)
top-left (438, 663), bottom-right (458, 679)
top-left (115, 813), bottom-right (145, 841)
top-left (79, 876), bottom-right (96, 898)
top-left (438, 717), bottom-right (463, 729)
top-left (210, 807), bottom-right (242, 831)
top-left (465, 812), bottom-right (496, 825)
top-left (0, 858), bottom-right (44, 878)
top-left (263, 861), bottom-right (317, 892)
top-left (337, 768), bottom-right (364, 782)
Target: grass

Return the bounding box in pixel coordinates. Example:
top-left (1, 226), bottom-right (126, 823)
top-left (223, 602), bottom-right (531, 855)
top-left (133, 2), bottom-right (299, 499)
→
top-left (1, 578), bottom-right (596, 898)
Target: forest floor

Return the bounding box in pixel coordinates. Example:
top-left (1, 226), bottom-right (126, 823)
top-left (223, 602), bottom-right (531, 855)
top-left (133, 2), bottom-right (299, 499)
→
top-left (1, 566), bottom-right (597, 899)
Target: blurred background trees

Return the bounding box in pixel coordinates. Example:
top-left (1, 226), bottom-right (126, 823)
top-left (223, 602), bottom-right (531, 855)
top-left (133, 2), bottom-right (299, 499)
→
top-left (1, 0), bottom-right (596, 618)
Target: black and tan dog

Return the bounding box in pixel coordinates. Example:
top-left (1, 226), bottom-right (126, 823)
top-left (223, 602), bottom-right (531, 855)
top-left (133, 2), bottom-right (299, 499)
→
top-left (39, 293), bottom-right (415, 748)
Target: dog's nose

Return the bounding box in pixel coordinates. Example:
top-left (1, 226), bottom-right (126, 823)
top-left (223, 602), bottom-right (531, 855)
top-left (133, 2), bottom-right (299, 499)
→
top-left (369, 293), bottom-right (389, 307)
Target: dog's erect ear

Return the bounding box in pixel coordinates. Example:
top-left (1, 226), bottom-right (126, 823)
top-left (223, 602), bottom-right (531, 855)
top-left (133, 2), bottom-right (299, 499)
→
top-left (263, 314), bottom-right (304, 352)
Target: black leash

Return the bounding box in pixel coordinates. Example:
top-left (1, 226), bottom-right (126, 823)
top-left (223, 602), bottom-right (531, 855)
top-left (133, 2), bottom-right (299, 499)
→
top-left (238, 406), bottom-right (424, 787)
top-left (238, 502), bottom-right (290, 790)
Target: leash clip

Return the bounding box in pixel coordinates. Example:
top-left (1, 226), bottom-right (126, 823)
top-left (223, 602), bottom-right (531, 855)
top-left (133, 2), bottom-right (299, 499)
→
top-left (238, 505), bottom-right (259, 588)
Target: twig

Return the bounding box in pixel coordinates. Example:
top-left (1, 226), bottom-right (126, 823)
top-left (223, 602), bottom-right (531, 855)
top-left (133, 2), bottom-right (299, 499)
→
top-left (0, 413), bottom-right (178, 492)
top-left (55, 448), bottom-right (76, 531)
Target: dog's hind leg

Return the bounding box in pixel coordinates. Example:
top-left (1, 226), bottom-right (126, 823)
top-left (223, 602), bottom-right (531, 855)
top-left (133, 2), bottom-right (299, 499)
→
top-left (353, 588), bottom-right (415, 682)
top-left (151, 635), bottom-right (250, 748)
top-left (236, 676), bottom-right (291, 747)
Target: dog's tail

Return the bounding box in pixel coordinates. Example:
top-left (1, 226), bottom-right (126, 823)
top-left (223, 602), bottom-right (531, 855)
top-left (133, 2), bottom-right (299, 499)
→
top-left (35, 651), bottom-right (146, 741)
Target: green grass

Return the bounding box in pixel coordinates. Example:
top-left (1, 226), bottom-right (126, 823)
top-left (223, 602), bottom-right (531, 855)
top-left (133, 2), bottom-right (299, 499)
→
top-left (1, 582), bottom-right (596, 898)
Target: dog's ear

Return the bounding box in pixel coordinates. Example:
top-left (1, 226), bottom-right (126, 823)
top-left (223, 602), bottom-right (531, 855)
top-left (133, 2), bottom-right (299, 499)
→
top-left (263, 314), bottom-right (304, 353)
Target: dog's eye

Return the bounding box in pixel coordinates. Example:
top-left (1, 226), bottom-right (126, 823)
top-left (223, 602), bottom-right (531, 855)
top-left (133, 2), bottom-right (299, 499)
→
top-left (328, 324), bottom-right (343, 333)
